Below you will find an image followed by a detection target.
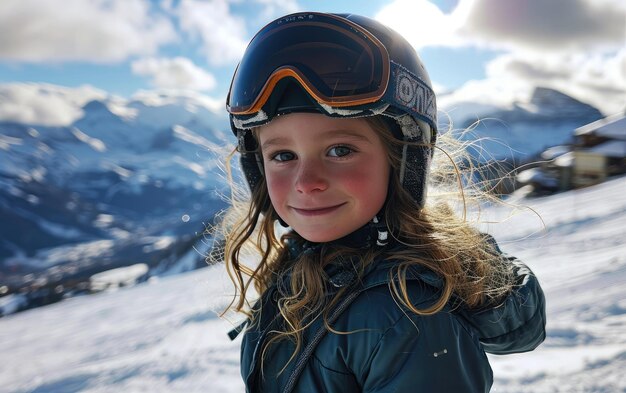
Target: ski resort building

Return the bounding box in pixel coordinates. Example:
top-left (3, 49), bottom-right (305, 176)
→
top-left (517, 112), bottom-right (626, 193)
top-left (571, 113), bottom-right (626, 187)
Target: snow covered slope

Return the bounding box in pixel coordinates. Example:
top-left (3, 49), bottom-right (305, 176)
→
top-left (486, 176), bottom-right (626, 392)
top-left (0, 175), bottom-right (624, 392)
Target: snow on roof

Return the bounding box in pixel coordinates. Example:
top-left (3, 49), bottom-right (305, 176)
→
top-left (580, 140), bottom-right (626, 158)
top-left (541, 145), bottom-right (570, 160)
top-left (516, 167), bottom-right (559, 187)
top-left (555, 151), bottom-right (574, 167)
top-left (575, 112), bottom-right (626, 139)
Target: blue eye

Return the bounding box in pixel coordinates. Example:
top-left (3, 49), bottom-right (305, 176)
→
top-left (272, 151), bottom-right (296, 162)
top-left (328, 145), bottom-right (353, 157)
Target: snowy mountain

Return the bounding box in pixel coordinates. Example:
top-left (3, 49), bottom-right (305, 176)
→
top-left (0, 83), bottom-right (606, 314)
top-left (440, 86), bottom-right (604, 161)
top-left (0, 88), bottom-right (233, 309)
top-left (0, 175), bottom-right (623, 392)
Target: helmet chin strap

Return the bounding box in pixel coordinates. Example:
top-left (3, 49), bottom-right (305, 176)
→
top-left (282, 212), bottom-right (391, 250)
top-left (371, 215), bottom-right (389, 246)
top-left (275, 210), bottom-right (389, 248)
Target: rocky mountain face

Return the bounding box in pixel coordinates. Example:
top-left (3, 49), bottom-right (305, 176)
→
top-left (0, 92), bottom-right (233, 310)
top-left (442, 87), bottom-right (604, 161)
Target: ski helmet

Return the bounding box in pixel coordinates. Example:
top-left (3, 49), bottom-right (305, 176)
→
top-left (227, 12), bottom-right (437, 209)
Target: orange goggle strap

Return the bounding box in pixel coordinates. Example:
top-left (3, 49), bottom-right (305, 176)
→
top-left (230, 65), bottom-right (388, 114)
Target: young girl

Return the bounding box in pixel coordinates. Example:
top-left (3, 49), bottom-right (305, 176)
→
top-left (220, 12), bottom-right (546, 393)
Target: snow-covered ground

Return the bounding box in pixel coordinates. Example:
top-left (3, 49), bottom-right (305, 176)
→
top-left (486, 176), bottom-right (626, 392)
top-left (0, 176), bottom-right (624, 392)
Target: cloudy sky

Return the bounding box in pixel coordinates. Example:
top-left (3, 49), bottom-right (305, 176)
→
top-left (0, 0), bottom-right (624, 126)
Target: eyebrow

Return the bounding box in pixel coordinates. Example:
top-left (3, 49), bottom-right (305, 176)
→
top-left (261, 129), bottom-right (372, 151)
top-left (261, 136), bottom-right (289, 151)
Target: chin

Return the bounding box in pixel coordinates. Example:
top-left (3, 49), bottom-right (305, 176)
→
top-left (291, 222), bottom-right (366, 243)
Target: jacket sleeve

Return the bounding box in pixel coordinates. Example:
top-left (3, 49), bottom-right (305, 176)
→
top-left (459, 237), bottom-right (547, 354)
top-left (359, 311), bottom-right (493, 393)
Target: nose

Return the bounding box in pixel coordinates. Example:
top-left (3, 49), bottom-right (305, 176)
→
top-left (295, 160), bottom-right (328, 194)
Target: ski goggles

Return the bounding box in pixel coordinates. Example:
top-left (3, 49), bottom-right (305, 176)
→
top-left (226, 12), bottom-right (391, 116)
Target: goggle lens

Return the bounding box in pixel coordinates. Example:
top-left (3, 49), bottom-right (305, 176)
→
top-left (227, 13), bottom-right (390, 115)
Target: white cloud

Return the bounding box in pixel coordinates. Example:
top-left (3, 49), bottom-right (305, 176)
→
top-left (377, 0), bottom-right (626, 53)
top-left (174, 0), bottom-right (300, 66)
top-left (0, 83), bottom-right (107, 126)
top-left (0, 0), bottom-right (177, 63)
top-left (252, 0), bottom-right (300, 20)
top-left (130, 89), bottom-right (223, 114)
top-left (439, 49), bottom-right (626, 116)
top-left (377, 0), bottom-right (625, 116)
top-left (485, 50), bottom-right (626, 115)
top-left (459, 0), bottom-right (626, 52)
top-left (0, 81), bottom-right (226, 128)
top-left (438, 77), bottom-right (533, 114)
top-left (175, 0), bottom-right (249, 66)
top-left (131, 57), bottom-right (217, 91)
top-left (430, 81), bottom-right (447, 95)
top-left (376, 0), bottom-right (464, 49)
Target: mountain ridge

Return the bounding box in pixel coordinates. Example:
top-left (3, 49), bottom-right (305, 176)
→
top-left (0, 90), bottom-right (232, 309)
top-left (440, 86), bottom-right (604, 161)
top-left (0, 83), bottom-right (606, 313)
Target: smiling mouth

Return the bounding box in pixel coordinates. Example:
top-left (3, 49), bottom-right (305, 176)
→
top-left (291, 203), bottom-right (345, 216)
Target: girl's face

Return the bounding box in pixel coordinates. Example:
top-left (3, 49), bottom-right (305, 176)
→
top-left (258, 113), bottom-right (390, 243)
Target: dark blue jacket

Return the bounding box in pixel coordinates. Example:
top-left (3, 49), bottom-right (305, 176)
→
top-left (239, 252), bottom-right (546, 392)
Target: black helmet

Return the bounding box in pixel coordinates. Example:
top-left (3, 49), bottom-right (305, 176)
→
top-left (227, 12), bottom-right (437, 209)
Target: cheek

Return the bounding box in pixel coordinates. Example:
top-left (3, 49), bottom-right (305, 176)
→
top-left (265, 171), bottom-right (290, 207)
top-left (339, 163), bottom-right (389, 206)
